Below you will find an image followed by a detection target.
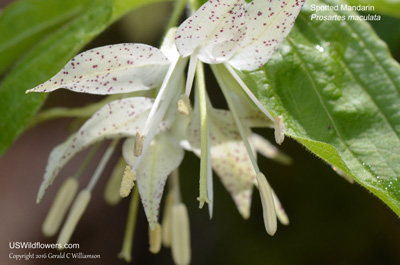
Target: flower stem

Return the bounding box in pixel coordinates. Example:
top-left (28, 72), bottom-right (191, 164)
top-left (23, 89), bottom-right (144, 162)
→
top-left (118, 186), bottom-right (140, 262)
top-left (196, 61), bottom-right (210, 208)
top-left (86, 139), bottom-right (119, 191)
top-left (170, 169), bottom-right (182, 204)
top-left (211, 64), bottom-right (260, 174)
top-left (74, 142), bottom-right (102, 181)
top-left (224, 63), bottom-right (274, 122)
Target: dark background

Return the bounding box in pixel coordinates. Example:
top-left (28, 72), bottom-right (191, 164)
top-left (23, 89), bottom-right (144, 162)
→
top-left (1, 1), bottom-right (400, 265)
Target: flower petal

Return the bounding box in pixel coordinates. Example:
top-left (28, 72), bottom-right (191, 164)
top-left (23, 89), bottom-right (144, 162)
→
top-left (229, 0), bottom-right (305, 70)
top-left (175, 0), bottom-right (246, 64)
top-left (187, 104), bottom-right (255, 219)
top-left (123, 133), bottom-right (184, 229)
top-left (37, 97), bottom-right (153, 202)
top-left (27, 44), bottom-right (170, 95)
top-left (250, 133), bottom-right (292, 165)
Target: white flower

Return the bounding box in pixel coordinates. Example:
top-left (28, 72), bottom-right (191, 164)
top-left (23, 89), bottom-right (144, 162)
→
top-left (26, 0), bottom-right (304, 261)
top-left (175, 0), bottom-right (305, 70)
top-left (175, 0), bottom-right (305, 120)
top-left (27, 29), bottom-right (186, 231)
top-left (171, 0), bottom-right (304, 234)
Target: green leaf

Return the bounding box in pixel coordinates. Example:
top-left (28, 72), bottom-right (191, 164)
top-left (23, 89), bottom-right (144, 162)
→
top-left (0, 0), bottom-right (90, 75)
top-left (346, 0), bottom-right (400, 18)
top-left (239, 0), bottom-right (400, 215)
top-left (0, 0), bottom-right (170, 156)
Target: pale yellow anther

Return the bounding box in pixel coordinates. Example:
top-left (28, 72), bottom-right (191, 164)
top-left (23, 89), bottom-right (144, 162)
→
top-left (104, 158), bottom-right (126, 205)
top-left (161, 192), bottom-right (175, 247)
top-left (134, 132), bottom-right (144, 157)
top-left (177, 94), bottom-right (192, 115)
top-left (274, 115), bottom-right (285, 145)
top-left (256, 173), bottom-right (277, 236)
top-left (57, 189), bottom-right (91, 248)
top-left (120, 166), bottom-right (136, 198)
top-left (149, 223), bottom-right (162, 254)
top-left (42, 177), bottom-right (79, 237)
top-left (171, 203), bottom-right (191, 265)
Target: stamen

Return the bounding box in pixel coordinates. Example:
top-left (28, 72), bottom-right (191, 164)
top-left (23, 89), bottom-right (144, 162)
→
top-left (120, 166), bottom-right (136, 198)
top-left (42, 177), bottom-right (79, 237)
top-left (185, 54), bottom-right (198, 97)
top-left (161, 191), bottom-right (174, 247)
top-left (134, 132), bottom-right (144, 157)
top-left (133, 57), bottom-right (188, 172)
top-left (223, 63), bottom-right (274, 122)
top-left (212, 64), bottom-right (260, 173)
top-left (212, 63), bottom-right (278, 235)
top-left (177, 94), bottom-right (192, 115)
top-left (118, 187), bottom-right (140, 262)
top-left (256, 173), bottom-right (277, 236)
top-left (149, 223), bottom-right (162, 254)
top-left (274, 115), bottom-right (285, 145)
top-left (57, 189), bottom-right (91, 248)
top-left (171, 203), bottom-right (191, 265)
top-left (87, 139), bottom-right (119, 192)
top-left (104, 157), bottom-right (126, 205)
top-left (195, 60), bottom-right (212, 210)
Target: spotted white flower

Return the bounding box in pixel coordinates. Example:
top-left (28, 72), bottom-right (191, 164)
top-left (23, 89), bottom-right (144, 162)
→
top-left (175, 0), bottom-right (305, 120)
top-left (26, 0), bottom-right (304, 262)
top-left (171, 0), bottom-right (304, 234)
top-left (184, 91), bottom-right (291, 219)
top-left (27, 29), bottom-right (187, 230)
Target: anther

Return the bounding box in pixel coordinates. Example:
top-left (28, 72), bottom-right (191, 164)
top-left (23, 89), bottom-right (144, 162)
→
top-left (171, 203), bottom-right (191, 265)
top-left (149, 223), bottom-right (162, 254)
top-left (57, 189), bottom-right (91, 248)
top-left (256, 173), bottom-right (277, 236)
top-left (274, 115), bottom-right (285, 145)
top-left (120, 166), bottom-right (136, 198)
top-left (42, 177), bottom-right (79, 237)
top-left (104, 158), bottom-right (125, 205)
top-left (177, 94), bottom-right (192, 115)
top-left (134, 132), bottom-right (144, 157)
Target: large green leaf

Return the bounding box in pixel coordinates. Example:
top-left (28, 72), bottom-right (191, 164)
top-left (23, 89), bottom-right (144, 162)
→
top-left (239, 0), bottom-right (400, 215)
top-left (346, 0), bottom-right (400, 18)
top-left (0, 0), bottom-right (90, 75)
top-left (0, 0), bottom-right (170, 155)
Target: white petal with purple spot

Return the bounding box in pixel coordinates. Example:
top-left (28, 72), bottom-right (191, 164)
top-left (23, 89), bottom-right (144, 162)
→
top-left (37, 97), bottom-right (154, 202)
top-left (123, 133), bottom-right (184, 230)
top-left (27, 44), bottom-right (170, 95)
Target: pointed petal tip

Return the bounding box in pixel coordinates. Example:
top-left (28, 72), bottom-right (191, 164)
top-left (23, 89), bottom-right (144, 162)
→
top-left (149, 221), bottom-right (157, 231)
top-left (36, 185), bottom-right (46, 204)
